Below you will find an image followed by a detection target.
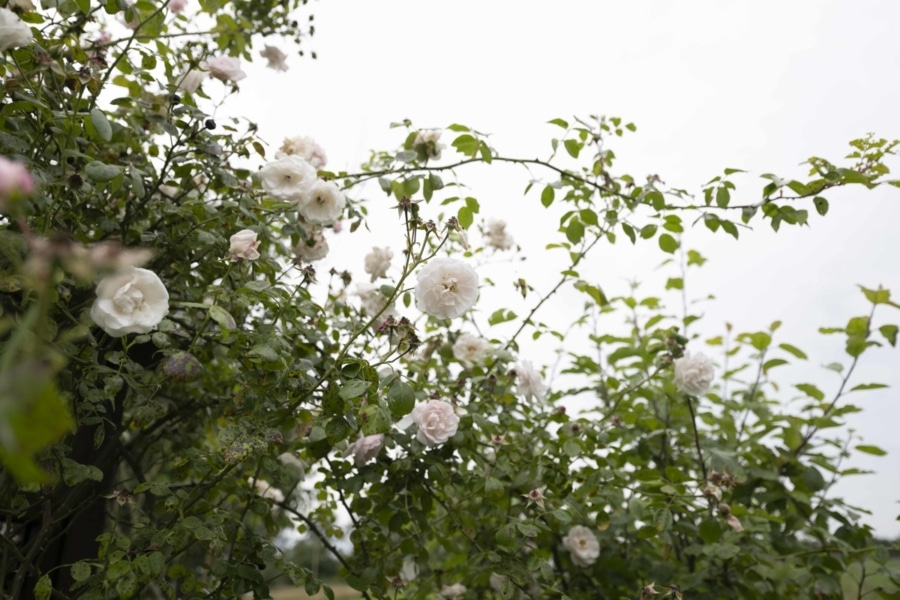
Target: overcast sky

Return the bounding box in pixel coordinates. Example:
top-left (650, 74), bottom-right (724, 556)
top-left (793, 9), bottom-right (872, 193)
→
top-left (228, 0), bottom-right (900, 537)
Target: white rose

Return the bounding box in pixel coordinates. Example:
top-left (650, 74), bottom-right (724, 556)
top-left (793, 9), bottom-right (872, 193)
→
top-left (292, 225), bottom-right (329, 263)
top-left (412, 399), bottom-right (460, 447)
top-left (299, 180), bottom-right (346, 225)
top-left (260, 44), bottom-right (288, 72)
top-left (414, 129), bottom-right (445, 161)
top-left (258, 155), bottom-right (317, 202)
top-left (399, 556), bottom-right (418, 584)
top-left (414, 257), bottom-right (479, 320)
top-left (8, 0), bottom-right (35, 12)
top-left (453, 333), bottom-right (490, 366)
top-left (276, 135), bottom-right (327, 169)
top-left (177, 69), bottom-right (205, 93)
top-left (0, 8), bottom-right (33, 52)
top-left (483, 218), bottom-right (514, 251)
top-left (364, 246), bottom-right (392, 282)
top-left (438, 583), bottom-right (466, 600)
top-left (345, 433), bottom-right (384, 466)
top-left (228, 229), bottom-right (260, 261)
top-left (515, 360), bottom-right (547, 402)
top-left (90, 266), bottom-right (169, 338)
top-left (673, 351), bottom-right (714, 396)
top-left (203, 55), bottom-right (246, 82)
top-left (562, 525), bottom-right (599, 567)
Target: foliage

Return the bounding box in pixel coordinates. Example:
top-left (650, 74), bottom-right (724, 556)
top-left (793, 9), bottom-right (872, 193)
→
top-left (1, 1), bottom-right (900, 599)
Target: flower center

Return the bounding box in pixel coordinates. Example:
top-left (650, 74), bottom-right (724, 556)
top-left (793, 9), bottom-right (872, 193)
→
top-left (440, 276), bottom-right (458, 295)
top-left (113, 282), bottom-right (145, 314)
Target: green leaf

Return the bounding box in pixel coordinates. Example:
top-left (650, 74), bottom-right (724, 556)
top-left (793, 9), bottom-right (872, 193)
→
top-left (387, 380), bottom-right (415, 419)
top-left (621, 222), bottom-right (636, 244)
top-left (457, 206), bottom-right (473, 229)
top-left (658, 233), bottom-right (678, 254)
top-left (451, 134), bottom-right (479, 157)
top-left (488, 309), bottom-right (517, 326)
top-left (779, 343), bottom-right (807, 360)
top-left (90, 107), bottom-right (112, 142)
top-left (34, 575), bottom-right (51, 600)
top-left (563, 139), bottom-right (581, 158)
top-left (208, 305), bottom-right (236, 330)
top-left (665, 278), bottom-right (683, 290)
top-left (813, 196), bottom-right (829, 216)
top-left (565, 218), bottom-right (584, 244)
top-left (850, 383), bottom-right (888, 392)
top-left (859, 285), bottom-right (891, 305)
top-left (855, 444), bottom-right (888, 456)
top-left (541, 185), bottom-right (555, 207)
top-left (548, 118), bottom-right (569, 129)
top-left (640, 224), bottom-right (657, 239)
top-left (796, 383), bottom-right (824, 401)
top-left (84, 161), bottom-right (123, 182)
top-left (879, 324), bottom-right (898, 346)
top-left (71, 561), bottom-right (91, 582)
top-left (716, 186), bottom-right (730, 208)
top-left (339, 380), bottom-right (369, 400)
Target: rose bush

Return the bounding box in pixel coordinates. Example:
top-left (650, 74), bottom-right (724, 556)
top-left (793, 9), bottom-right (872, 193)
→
top-left (0, 2), bottom-right (899, 599)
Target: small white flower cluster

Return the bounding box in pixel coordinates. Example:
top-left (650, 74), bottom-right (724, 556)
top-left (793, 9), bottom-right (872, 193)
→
top-left (258, 151), bottom-right (345, 227)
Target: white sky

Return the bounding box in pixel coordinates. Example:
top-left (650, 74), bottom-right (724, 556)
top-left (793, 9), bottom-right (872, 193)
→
top-left (228, 0), bottom-right (900, 537)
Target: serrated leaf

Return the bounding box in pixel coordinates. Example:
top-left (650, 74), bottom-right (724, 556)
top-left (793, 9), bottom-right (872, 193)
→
top-left (34, 575), bottom-right (51, 600)
top-left (565, 218), bottom-right (584, 244)
top-left (879, 324), bottom-right (898, 346)
top-left (339, 380), bottom-right (369, 400)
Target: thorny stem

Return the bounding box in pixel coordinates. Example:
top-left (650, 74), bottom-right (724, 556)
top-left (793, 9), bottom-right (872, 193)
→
top-left (684, 394), bottom-right (708, 482)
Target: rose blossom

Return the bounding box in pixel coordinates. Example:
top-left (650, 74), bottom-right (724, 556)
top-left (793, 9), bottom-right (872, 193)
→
top-left (260, 44), bottom-right (289, 72)
top-left (258, 155), bottom-right (317, 202)
top-left (483, 218), bottom-right (515, 251)
top-left (563, 525), bottom-right (600, 567)
top-left (177, 69), bottom-right (205, 93)
top-left (364, 246), bottom-right (392, 282)
top-left (438, 583), bottom-right (466, 600)
top-left (0, 8), bottom-right (32, 52)
top-left (228, 229), bottom-right (260, 261)
top-left (90, 266), bottom-right (169, 338)
top-left (203, 55), bottom-right (246, 82)
top-left (168, 0), bottom-right (187, 13)
top-left (515, 360), bottom-right (547, 402)
top-left (412, 399), bottom-right (460, 447)
top-left (673, 351), bottom-right (714, 396)
top-left (414, 129), bottom-right (445, 161)
top-left (452, 333), bottom-right (490, 366)
top-left (299, 180), bottom-right (346, 225)
top-left (292, 225), bottom-right (329, 263)
top-left (276, 135), bottom-right (327, 169)
top-left (345, 433), bottom-right (384, 466)
top-left (7, 0), bottom-right (35, 11)
top-left (414, 257), bottom-right (479, 319)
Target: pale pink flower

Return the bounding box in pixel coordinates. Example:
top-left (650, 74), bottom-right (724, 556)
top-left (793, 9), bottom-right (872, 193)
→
top-left (228, 229), bottom-right (260, 261)
top-left (168, 0), bottom-right (187, 13)
top-left (452, 333), bottom-right (490, 366)
top-left (345, 434), bottom-right (384, 466)
top-left (204, 56), bottom-right (246, 82)
top-left (412, 399), bottom-right (459, 447)
top-left (276, 135), bottom-right (327, 169)
top-left (0, 156), bottom-right (34, 210)
top-left (515, 360), bottom-right (547, 402)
